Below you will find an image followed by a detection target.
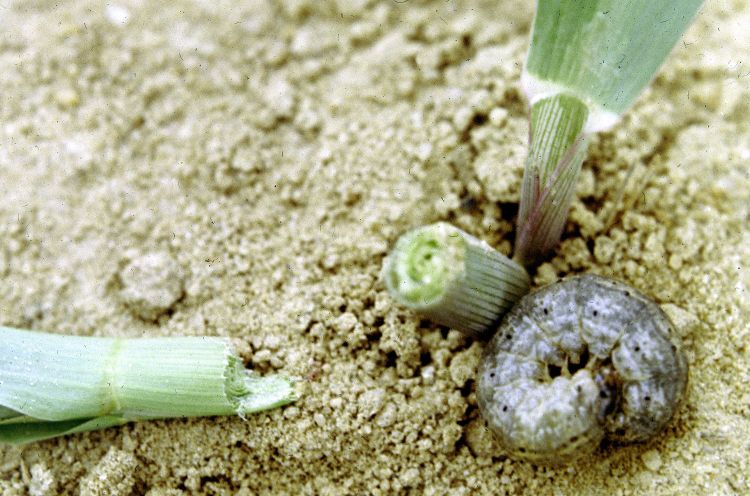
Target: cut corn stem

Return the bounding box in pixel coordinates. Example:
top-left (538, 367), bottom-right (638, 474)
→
top-left (0, 327), bottom-right (298, 445)
top-left (383, 223), bottom-right (530, 336)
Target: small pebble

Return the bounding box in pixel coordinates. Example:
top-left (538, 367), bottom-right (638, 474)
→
top-left (105, 4), bottom-right (131, 25)
top-left (54, 87), bottom-right (79, 108)
top-left (358, 388), bottom-right (386, 419)
top-left (489, 107), bottom-right (508, 127)
top-left (376, 403), bottom-right (397, 428)
top-left (29, 463), bottom-right (55, 496)
top-left (79, 448), bottom-right (137, 496)
top-left (333, 312), bottom-right (358, 333)
top-left (119, 251), bottom-right (184, 320)
top-left (448, 343), bottom-right (481, 388)
top-left (642, 449), bottom-right (663, 472)
top-left (264, 76), bottom-right (296, 119)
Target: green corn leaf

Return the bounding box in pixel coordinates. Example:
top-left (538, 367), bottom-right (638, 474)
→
top-left (0, 417), bottom-right (129, 445)
top-left (0, 327), bottom-right (298, 444)
top-left (524, 0), bottom-right (703, 130)
top-left (514, 0), bottom-right (703, 265)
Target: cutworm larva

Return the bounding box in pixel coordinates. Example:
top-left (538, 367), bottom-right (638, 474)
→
top-left (477, 274), bottom-right (688, 464)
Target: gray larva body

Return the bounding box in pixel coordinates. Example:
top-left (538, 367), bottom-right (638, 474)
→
top-left (477, 274), bottom-right (688, 464)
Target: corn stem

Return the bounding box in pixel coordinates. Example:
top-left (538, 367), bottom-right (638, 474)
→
top-left (383, 223), bottom-right (530, 336)
top-left (514, 0), bottom-right (703, 265)
top-left (0, 327), bottom-right (298, 444)
top-left (514, 93), bottom-right (589, 266)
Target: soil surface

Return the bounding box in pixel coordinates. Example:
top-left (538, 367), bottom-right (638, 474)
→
top-left (1, 1), bottom-right (748, 494)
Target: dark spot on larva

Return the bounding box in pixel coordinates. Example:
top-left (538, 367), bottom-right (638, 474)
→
top-left (490, 373), bottom-right (495, 378)
top-left (600, 390), bottom-right (608, 398)
top-left (570, 435), bottom-right (578, 442)
top-left (505, 333), bottom-right (512, 340)
top-left (576, 385), bottom-right (582, 393)
top-left (634, 346), bottom-right (640, 352)
top-left (593, 310), bottom-right (599, 317)
top-left (502, 405), bottom-right (508, 412)
top-left (645, 396), bottom-right (651, 402)
top-left (624, 291), bottom-right (631, 297)
top-left (543, 307), bottom-right (549, 315)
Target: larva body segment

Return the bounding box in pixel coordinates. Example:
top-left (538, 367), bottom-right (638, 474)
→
top-left (477, 274), bottom-right (688, 464)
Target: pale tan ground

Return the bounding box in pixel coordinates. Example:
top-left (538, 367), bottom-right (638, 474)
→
top-left (0, 0), bottom-right (749, 494)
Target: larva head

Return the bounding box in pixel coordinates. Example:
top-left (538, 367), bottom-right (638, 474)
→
top-left (477, 274), bottom-right (688, 464)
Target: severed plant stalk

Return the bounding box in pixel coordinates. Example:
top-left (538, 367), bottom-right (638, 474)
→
top-left (383, 222), bottom-right (530, 336)
top-left (514, 0), bottom-right (703, 265)
top-left (0, 327), bottom-right (298, 445)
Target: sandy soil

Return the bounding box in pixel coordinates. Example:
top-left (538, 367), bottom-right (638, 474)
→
top-left (1, 0), bottom-right (748, 494)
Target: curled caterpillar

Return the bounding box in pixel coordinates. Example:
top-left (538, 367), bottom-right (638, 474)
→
top-left (477, 274), bottom-right (688, 464)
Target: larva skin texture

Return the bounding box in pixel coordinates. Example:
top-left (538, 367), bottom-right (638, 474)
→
top-left (477, 274), bottom-right (688, 464)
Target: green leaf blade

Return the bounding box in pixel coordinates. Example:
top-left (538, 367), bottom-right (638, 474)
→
top-left (0, 327), bottom-right (298, 444)
top-left (525, 0), bottom-right (703, 119)
top-left (0, 328), bottom-right (115, 421)
top-left (0, 416), bottom-right (129, 445)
